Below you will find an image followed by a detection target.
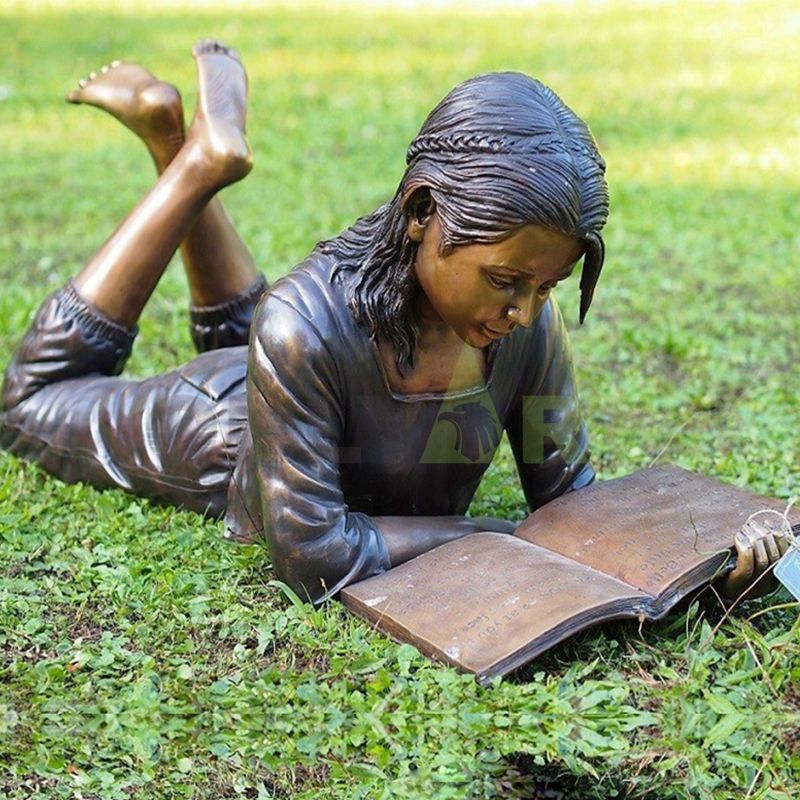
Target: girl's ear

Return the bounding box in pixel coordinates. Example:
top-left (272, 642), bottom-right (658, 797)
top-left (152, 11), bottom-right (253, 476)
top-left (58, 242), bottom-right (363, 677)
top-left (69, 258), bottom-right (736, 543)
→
top-left (402, 187), bottom-right (435, 242)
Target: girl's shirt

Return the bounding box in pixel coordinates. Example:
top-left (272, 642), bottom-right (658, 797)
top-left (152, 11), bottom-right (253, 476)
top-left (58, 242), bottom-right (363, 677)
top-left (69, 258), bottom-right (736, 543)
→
top-left (226, 251), bottom-right (593, 604)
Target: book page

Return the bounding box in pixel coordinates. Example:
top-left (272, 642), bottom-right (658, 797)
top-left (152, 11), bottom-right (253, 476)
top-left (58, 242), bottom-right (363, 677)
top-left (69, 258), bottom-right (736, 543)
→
top-left (341, 532), bottom-right (643, 680)
top-left (516, 464), bottom-right (798, 598)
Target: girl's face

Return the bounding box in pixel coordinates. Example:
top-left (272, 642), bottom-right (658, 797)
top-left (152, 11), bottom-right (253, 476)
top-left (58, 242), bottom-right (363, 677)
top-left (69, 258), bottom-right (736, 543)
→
top-left (413, 214), bottom-right (584, 348)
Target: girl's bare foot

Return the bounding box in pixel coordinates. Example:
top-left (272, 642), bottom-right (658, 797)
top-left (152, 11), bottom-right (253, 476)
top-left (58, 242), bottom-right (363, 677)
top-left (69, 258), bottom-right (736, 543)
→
top-left (67, 62), bottom-right (185, 168)
top-left (184, 39), bottom-right (253, 189)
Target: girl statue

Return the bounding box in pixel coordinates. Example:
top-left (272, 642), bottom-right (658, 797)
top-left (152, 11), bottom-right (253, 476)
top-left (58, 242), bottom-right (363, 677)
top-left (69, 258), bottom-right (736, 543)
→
top-left (0, 40), bottom-right (784, 605)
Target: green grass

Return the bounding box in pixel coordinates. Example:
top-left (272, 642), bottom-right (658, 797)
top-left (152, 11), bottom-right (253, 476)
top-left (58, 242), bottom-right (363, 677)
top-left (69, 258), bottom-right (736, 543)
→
top-left (1, 0), bottom-right (799, 797)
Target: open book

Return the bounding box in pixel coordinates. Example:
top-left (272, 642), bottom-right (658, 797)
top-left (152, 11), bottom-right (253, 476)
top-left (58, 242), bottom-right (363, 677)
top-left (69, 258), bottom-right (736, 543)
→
top-left (341, 465), bottom-right (799, 684)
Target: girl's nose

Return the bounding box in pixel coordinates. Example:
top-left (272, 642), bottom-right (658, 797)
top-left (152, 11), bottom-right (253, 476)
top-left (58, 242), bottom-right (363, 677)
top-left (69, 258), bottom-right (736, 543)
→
top-left (506, 286), bottom-right (542, 328)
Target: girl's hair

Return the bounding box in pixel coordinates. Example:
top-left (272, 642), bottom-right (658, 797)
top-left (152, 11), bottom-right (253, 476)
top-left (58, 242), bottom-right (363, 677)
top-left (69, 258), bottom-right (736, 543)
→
top-left (319, 71), bottom-right (609, 373)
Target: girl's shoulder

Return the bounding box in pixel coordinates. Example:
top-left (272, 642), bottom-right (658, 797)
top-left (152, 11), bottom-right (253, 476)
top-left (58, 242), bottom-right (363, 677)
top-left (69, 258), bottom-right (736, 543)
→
top-left (251, 251), bottom-right (369, 366)
top-left (259, 250), bottom-right (343, 319)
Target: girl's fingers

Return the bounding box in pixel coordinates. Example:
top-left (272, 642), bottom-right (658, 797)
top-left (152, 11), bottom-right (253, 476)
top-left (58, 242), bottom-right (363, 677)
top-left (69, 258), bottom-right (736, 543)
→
top-left (753, 539), bottom-right (769, 573)
top-left (722, 519), bottom-right (794, 600)
top-left (726, 530), bottom-right (754, 589)
top-left (763, 532), bottom-right (782, 565)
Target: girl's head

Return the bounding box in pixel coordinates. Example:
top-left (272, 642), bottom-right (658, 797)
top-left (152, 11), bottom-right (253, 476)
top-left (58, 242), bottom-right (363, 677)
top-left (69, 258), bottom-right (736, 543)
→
top-left (322, 72), bottom-right (608, 370)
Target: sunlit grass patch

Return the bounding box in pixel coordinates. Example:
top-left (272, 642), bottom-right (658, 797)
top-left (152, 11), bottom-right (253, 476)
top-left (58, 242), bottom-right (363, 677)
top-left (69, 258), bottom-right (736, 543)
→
top-left (1, 1), bottom-right (799, 797)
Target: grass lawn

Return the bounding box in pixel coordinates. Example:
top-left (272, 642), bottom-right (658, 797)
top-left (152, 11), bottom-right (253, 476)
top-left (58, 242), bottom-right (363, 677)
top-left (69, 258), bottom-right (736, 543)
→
top-left (1, 0), bottom-right (799, 797)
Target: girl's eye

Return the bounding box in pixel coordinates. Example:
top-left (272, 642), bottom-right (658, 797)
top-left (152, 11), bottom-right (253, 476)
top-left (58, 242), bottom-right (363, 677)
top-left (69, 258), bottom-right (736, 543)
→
top-left (538, 282), bottom-right (556, 295)
top-left (488, 274), bottom-right (514, 289)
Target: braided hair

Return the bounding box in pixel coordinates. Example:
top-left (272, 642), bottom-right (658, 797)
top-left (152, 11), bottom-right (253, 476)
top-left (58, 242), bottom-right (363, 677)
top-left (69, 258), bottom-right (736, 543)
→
top-left (320, 72), bottom-right (609, 373)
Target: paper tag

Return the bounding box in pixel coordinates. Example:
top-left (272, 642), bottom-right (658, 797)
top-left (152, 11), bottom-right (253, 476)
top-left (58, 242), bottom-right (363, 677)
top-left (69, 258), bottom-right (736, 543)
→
top-left (775, 547), bottom-right (800, 601)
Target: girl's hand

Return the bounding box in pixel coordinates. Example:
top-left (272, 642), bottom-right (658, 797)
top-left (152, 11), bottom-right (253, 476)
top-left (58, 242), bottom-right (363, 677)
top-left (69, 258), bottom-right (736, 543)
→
top-left (718, 516), bottom-right (791, 601)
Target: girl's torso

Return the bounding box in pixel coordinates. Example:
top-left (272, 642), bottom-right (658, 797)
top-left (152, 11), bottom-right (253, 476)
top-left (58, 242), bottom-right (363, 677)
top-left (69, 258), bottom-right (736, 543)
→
top-left (224, 251), bottom-right (565, 536)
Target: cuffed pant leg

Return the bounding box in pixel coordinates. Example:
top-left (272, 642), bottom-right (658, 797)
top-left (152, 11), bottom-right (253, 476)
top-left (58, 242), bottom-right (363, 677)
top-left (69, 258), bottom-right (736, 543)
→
top-left (2, 281), bottom-right (136, 412)
top-left (189, 274), bottom-right (268, 353)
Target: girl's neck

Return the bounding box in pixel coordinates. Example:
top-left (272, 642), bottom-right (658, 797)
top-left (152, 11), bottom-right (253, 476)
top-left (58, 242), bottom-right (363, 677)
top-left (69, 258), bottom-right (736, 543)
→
top-left (377, 331), bottom-right (486, 396)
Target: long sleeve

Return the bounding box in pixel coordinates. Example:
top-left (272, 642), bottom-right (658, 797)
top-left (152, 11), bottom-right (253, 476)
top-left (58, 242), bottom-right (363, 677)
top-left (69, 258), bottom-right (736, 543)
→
top-left (505, 298), bottom-right (594, 511)
top-left (246, 292), bottom-right (390, 605)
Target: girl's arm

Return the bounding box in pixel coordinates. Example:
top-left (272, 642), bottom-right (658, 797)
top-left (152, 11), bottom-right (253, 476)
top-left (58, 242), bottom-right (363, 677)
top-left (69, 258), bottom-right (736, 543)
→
top-left (506, 297), bottom-right (594, 512)
top-left (374, 515), bottom-right (516, 567)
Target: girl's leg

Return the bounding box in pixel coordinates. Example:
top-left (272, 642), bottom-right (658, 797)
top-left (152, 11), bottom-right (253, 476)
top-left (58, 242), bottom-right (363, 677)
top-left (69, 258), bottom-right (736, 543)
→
top-left (67, 52), bottom-right (260, 310)
top-left (1, 41), bottom-right (253, 514)
top-left (72, 39), bottom-right (253, 328)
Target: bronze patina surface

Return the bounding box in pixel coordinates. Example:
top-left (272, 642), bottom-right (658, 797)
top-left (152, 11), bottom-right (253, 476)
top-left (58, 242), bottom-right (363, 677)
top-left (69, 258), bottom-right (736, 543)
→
top-left (0, 42), bottom-right (782, 605)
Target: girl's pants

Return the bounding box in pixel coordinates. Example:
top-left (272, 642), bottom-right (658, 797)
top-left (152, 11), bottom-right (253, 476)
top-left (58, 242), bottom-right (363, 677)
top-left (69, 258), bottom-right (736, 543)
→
top-left (0, 276), bottom-right (266, 515)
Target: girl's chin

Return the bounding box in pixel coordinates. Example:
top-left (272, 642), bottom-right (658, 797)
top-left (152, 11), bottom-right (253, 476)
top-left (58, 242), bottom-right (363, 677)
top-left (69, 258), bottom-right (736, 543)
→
top-left (461, 326), bottom-right (499, 349)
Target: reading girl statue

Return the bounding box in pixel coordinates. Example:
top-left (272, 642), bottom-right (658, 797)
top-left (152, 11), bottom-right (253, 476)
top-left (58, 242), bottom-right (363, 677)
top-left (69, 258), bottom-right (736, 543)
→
top-left (0, 41), bottom-right (785, 604)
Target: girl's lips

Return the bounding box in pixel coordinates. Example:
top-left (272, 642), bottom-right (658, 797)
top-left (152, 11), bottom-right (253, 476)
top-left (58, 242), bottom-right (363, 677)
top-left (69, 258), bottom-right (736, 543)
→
top-left (480, 324), bottom-right (511, 340)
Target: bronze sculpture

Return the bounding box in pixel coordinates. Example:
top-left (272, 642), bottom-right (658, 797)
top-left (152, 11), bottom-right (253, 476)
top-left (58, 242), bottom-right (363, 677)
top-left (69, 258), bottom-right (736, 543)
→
top-left (0, 40), bottom-right (786, 606)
